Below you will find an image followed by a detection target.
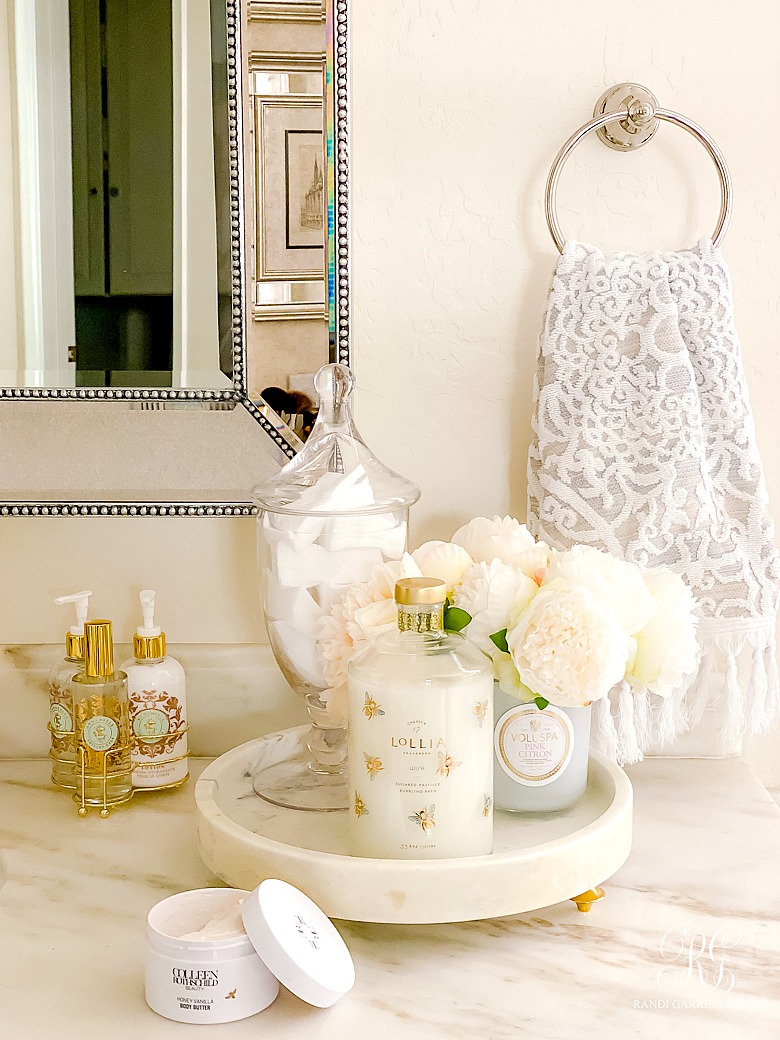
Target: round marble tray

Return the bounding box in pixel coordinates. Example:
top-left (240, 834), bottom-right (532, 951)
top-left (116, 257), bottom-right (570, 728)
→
top-left (195, 726), bottom-right (633, 925)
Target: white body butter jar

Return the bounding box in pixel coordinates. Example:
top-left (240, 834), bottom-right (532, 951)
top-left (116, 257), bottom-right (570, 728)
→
top-left (145, 889), bottom-right (278, 1024)
top-left (145, 880), bottom-right (355, 1024)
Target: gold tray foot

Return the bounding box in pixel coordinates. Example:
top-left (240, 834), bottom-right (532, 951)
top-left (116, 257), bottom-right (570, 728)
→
top-left (571, 887), bottom-right (605, 912)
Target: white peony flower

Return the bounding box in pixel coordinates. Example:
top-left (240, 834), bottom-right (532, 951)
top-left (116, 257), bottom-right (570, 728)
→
top-left (493, 654), bottom-right (536, 701)
top-left (451, 515), bottom-right (550, 581)
top-left (454, 559), bottom-right (538, 657)
top-left (626, 567), bottom-right (699, 698)
top-left (411, 540), bottom-right (473, 596)
top-left (545, 545), bottom-right (655, 635)
top-left (507, 578), bottom-right (634, 707)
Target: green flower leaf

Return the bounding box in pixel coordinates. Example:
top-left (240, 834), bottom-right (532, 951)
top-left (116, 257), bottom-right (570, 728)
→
top-left (444, 607), bottom-right (472, 632)
top-left (534, 696), bottom-right (550, 711)
top-left (490, 629), bottom-right (509, 654)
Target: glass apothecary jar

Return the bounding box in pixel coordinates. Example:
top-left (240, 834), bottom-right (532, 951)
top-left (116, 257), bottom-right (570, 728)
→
top-left (492, 683), bottom-right (591, 813)
top-left (252, 364), bottom-right (420, 811)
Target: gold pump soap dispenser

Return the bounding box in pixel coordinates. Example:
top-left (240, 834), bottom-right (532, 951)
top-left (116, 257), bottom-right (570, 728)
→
top-left (49, 590), bottom-right (92, 789)
top-left (72, 619), bottom-right (133, 815)
top-left (121, 590), bottom-right (189, 790)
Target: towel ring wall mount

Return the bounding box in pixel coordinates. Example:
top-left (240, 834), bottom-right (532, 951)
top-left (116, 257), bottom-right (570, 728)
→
top-left (545, 82), bottom-right (733, 253)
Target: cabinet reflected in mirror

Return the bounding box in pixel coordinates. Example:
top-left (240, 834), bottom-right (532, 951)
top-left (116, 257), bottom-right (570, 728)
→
top-left (2, 0), bottom-right (328, 409)
top-left (69, 0), bottom-right (178, 386)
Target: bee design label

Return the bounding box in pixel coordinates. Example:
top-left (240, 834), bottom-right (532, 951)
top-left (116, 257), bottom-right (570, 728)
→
top-left (347, 676), bottom-right (493, 859)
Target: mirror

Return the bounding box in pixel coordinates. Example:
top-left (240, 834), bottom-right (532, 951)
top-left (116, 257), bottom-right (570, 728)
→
top-left (0, 0), bottom-right (349, 496)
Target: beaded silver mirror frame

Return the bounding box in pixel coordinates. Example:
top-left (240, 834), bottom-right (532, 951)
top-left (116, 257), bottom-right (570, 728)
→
top-left (0, 0), bottom-right (350, 518)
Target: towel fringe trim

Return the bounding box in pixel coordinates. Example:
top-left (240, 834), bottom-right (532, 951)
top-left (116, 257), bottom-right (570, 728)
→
top-left (591, 618), bottom-right (778, 765)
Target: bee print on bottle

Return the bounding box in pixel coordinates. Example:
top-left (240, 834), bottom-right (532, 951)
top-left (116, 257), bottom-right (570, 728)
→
top-left (354, 791), bottom-right (370, 817)
top-left (435, 750), bottom-right (461, 778)
top-left (483, 794), bottom-right (492, 818)
top-left (363, 693), bottom-right (385, 719)
top-left (408, 805), bottom-right (436, 832)
top-left (363, 753), bottom-right (384, 780)
top-left (474, 700), bottom-right (488, 728)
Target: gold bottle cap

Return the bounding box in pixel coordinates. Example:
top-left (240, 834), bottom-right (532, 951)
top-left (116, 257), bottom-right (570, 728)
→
top-left (134, 631), bottom-right (166, 660)
top-left (394, 577), bottom-right (447, 606)
top-left (84, 619), bottom-right (114, 678)
top-left (66, 631), bottom-right (84, 660)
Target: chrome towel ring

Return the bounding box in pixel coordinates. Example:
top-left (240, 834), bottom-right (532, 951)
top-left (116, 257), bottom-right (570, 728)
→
top-left (545, 82), bottom-right (732, 253)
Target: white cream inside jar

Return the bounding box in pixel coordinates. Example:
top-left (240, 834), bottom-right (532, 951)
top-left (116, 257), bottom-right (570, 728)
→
top-left (170, 890), bottom-right (245, 941)
top-left (145, 888), bottom-right (279, 1024)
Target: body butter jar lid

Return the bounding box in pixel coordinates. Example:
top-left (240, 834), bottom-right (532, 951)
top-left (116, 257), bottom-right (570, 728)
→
top-left (242, 879), bottom-right (355, 1008)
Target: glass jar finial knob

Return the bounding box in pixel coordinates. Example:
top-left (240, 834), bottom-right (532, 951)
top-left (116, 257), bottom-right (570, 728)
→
top-left (314, 363), bottom-right (355, 426)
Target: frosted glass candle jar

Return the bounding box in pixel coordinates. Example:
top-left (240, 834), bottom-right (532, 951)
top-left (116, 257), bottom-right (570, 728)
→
top-left (145, 889), bottom-right (279, 1024)
top-left (493, 684), bottom-right (591, 813)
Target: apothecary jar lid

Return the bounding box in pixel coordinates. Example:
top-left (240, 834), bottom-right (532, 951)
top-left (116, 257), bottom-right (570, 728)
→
top-left (252, 364), bottom-right (420, 517)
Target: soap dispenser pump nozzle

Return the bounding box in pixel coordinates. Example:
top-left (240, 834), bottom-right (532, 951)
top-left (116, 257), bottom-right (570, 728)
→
top-left (54, 590), bottom-right (93, 659)
top-left (134, 589), bottom-right (165, 660)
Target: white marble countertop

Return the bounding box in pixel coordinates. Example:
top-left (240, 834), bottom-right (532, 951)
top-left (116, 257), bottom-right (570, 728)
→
top-left (2, 756), bottom-right (779, 1039)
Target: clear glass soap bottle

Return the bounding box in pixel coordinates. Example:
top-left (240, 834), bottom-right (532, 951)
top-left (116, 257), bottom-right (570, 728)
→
top-left (72, 619), bottom-right (133, 815)
top-left (49, 591), bottom-right (92, 789)
top-left (347, 578), bottom-right (494, 859)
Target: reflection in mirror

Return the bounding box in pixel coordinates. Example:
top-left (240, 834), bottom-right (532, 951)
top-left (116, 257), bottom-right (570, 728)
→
top-left (245, 4), bottom-right (329, 441)
top-left (3, 0), bottom-right (329, 410)
top-left (5, 0), bottom-right (238, 389)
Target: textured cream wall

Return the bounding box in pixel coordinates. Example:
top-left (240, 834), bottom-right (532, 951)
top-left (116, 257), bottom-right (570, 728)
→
top-left (351, 0), bottom-right (780, 780)
top-left (352, 0), bottom-right (780, 544)
top-left (0, 515), bottom-right (264, 644)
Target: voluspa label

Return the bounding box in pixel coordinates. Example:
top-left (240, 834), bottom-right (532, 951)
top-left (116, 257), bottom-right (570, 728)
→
top-left (494, 705), bottom-right (574, 786)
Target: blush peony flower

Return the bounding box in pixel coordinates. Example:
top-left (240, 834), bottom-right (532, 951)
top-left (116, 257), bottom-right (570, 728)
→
top-left (451, 515), bottom-right (550, 581)
top-left (506, 578), bottom-right (634, 707)
top-left (411, 540), bottom-right (474, 596)
top-left (316, 554), bottom-right (423, 724)
top-left (626, 567), bottom-right (699, 698)
top-left (453, 559), bottom-right (538, 657)
top-left (545, 545), bottom-right (656, 635)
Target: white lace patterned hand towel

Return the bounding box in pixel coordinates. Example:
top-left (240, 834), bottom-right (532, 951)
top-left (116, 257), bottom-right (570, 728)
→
top-left (528, 240), bottom-right (780, 763)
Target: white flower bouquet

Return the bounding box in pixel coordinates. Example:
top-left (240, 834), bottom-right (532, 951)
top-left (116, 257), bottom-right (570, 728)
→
top-left (315, 516), bottom-right (699, 748)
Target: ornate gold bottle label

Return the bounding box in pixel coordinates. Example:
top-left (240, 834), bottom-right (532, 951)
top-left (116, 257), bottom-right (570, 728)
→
top-left (130, 690), bottom-right (185, 759)
top-left (49, 683), bottom-right (75, 752)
